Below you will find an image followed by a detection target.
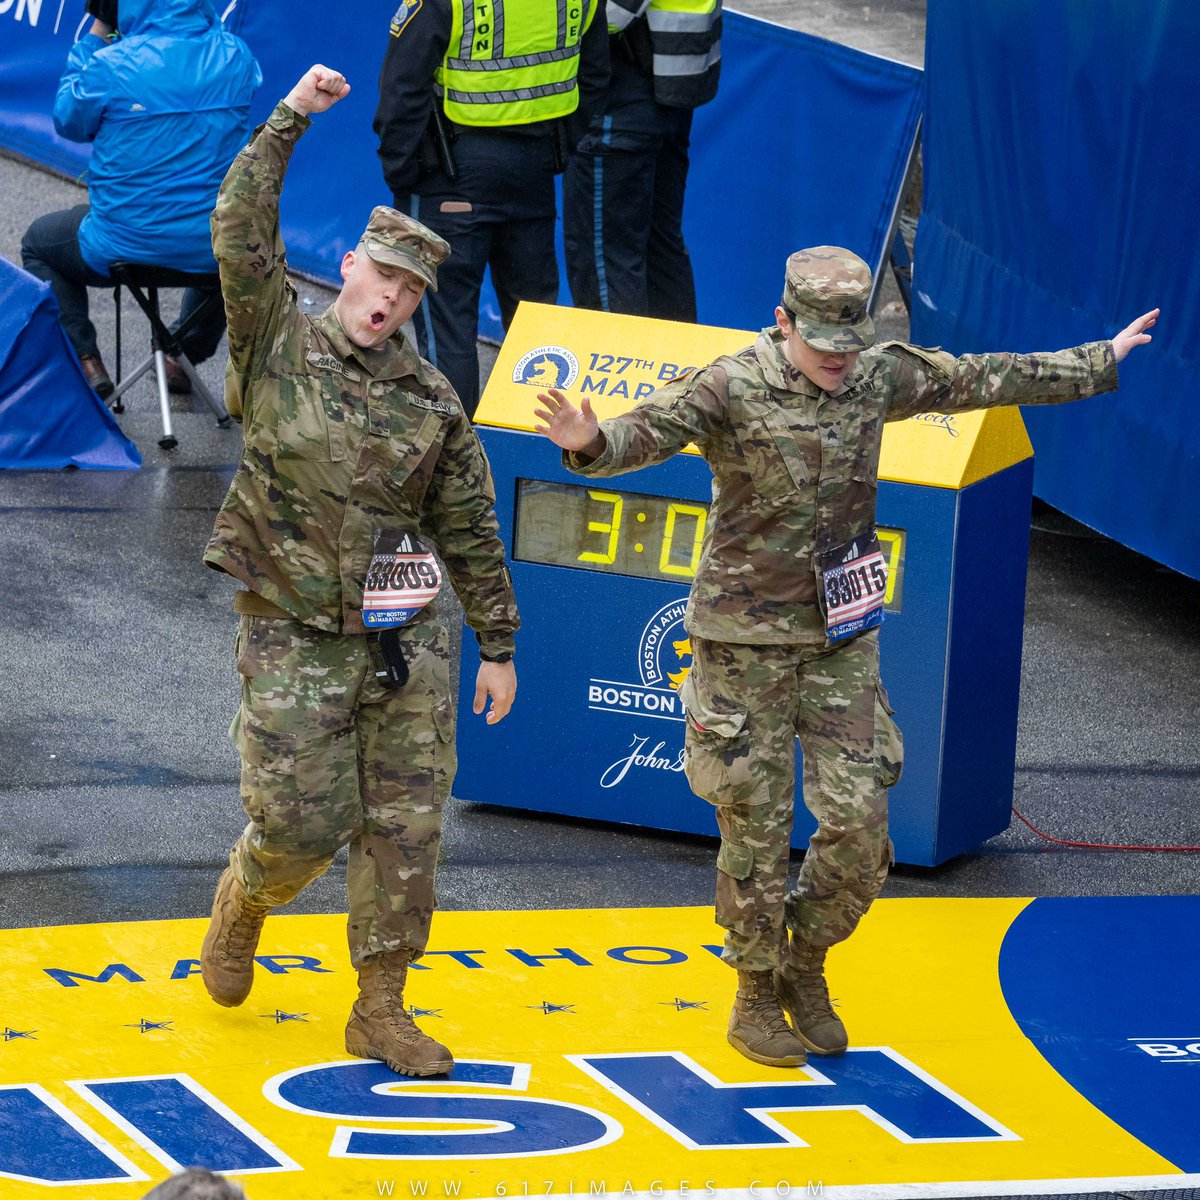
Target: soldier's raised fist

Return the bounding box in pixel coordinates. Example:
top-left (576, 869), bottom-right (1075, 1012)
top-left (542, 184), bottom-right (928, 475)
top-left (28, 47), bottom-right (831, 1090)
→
top-left (284, 65), bottom-right (351, 117)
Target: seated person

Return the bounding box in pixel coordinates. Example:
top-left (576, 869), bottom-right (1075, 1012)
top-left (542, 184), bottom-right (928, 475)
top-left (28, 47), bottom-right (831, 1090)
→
top-left (20, 0), bottom-right (260, 397)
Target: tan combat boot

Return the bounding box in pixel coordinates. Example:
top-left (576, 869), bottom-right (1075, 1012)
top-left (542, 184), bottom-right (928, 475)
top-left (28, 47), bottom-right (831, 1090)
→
top-left (345, 950), bottom-right (454, 1077)
top-left (774, 944), bottom-right (848, 1056)
top-left (200, 868), bottom-right (271, 1007)
top-left (727, 970), bottom-right (807, 1068)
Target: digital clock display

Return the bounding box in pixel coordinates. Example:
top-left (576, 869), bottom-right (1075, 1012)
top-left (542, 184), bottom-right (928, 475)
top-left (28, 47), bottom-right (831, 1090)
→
top-left (514, 479), bottom-right (709, 583)
top-left (513, 477), bottom-right (906, 607)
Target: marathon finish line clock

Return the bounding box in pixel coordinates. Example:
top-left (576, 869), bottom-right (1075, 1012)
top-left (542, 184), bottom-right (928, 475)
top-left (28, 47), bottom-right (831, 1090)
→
top-left (514, 478), bottom-right (906, 615)
top-left (457, 303), bottom-right (1037, 867)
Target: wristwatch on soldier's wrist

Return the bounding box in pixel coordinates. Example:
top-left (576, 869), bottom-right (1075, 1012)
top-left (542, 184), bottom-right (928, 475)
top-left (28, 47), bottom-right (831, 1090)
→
top-left (475, 630), bottom-right (513, 664)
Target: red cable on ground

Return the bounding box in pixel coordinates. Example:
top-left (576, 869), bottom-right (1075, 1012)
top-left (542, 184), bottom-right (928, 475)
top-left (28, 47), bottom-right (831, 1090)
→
top-left (1011, 806), bottom-right (1200, 852)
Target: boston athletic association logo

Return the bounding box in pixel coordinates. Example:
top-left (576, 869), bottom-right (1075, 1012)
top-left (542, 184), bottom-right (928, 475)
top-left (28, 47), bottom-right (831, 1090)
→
top-left (513, 345), bottom-right (580, 390)
top-left (588, 599), bottom-right (693, 789)
top-left (638, 598), bottom-right (692, 690)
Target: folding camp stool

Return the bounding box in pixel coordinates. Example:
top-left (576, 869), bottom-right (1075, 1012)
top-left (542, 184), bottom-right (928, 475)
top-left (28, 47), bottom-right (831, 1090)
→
top-left (108, 262), bottom-right (231, 449)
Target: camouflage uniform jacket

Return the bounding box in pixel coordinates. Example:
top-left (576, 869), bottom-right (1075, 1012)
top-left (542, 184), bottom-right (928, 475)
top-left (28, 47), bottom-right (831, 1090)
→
top-left (204, 102), bottom-right (519, 653)
top-left (569, 327), bottom-right (1117, 644)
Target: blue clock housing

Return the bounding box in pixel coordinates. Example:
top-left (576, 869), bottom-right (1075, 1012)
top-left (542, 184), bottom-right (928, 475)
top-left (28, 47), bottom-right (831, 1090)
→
top-left (455, 421), bottom-right (1033, 867)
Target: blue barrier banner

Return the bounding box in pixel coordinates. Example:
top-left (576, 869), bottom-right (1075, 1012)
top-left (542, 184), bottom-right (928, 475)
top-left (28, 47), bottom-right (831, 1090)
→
top-left (0, 257), bottom-right (141, 469)
top-left (2, 4), bottom-right (921, 349)
top-left (0, 0), bottom-right (94, 176)
top-left (687, 13), bottom-right (921, 329)
top-left (915, 0), bottom-right (1200, 580)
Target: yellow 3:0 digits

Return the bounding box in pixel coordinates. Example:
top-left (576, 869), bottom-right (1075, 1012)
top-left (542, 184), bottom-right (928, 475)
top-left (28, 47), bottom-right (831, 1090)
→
top-left (578, 489), bottom-right (707, 579)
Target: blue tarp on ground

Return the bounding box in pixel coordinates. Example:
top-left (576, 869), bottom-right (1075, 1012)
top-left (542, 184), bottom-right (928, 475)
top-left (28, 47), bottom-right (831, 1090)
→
top-left (916, 0), bottom-right (1199, 580)
top-left (0, 4), bottom-right (921, 339)
top-left (0, 257), bottom-right (141, 470)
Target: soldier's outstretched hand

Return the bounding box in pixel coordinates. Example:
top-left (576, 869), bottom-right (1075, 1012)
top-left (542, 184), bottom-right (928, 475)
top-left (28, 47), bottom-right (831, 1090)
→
top-left (1112, 308), bottom-right (1159, 363)
top-left (533, 388), bottom-right (605, 457)
top-left (284, 65), bottom-right (351, 117)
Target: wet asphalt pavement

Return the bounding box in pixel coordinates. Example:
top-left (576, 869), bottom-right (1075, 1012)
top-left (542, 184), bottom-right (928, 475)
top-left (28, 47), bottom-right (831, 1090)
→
top-left (2, 141), bottom-right (1196, 932)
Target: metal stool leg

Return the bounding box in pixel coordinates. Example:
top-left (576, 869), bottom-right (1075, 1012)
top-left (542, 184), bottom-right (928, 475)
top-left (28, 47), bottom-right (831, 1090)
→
top-left (112, 285), bottom-right (125, 413)
top-left (145, 285), bottom-right (177, 448)
top-left (153, 349), bottom-right (177, 449)
top-left (171, 354), bottom-right (231, 427)
top-left (108, 354), bottom-right (157, 406)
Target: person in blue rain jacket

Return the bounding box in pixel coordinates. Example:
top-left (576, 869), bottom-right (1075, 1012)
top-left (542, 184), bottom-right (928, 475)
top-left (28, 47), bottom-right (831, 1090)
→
top-left (21, 0), bottom-right (261, 397)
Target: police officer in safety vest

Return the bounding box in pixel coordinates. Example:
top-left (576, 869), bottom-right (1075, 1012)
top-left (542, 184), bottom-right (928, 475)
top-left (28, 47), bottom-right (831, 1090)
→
top-left (564, 0), bottom-right (721, 323)
top-left (374, 0), bottom-right (609, 418)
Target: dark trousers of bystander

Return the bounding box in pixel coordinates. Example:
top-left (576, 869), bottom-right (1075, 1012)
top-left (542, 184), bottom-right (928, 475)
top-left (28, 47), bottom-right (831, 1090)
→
top-left (564, 103), bottom-right (697, 324)
top-left (20, 204), bottom-right (227, 367)
top-left (401, 129), bottom-right (560, 419)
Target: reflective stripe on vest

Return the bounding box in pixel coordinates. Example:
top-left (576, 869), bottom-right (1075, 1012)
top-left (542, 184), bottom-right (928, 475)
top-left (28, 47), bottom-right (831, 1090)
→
top-left (438, 0), bottom-right (599, 127)
top-left (643, 0), bottom-right (721, 107)
top-left (607, 0), bottom-right (718, 36)
top-left (646, 0), bottom-right (719, 73)
top-left (606, 0), bottom-right (645, 34)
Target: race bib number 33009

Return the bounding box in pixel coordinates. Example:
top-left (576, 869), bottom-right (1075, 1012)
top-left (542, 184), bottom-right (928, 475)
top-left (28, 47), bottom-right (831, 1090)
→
top-left (362, 531), bottom-right (442, 629)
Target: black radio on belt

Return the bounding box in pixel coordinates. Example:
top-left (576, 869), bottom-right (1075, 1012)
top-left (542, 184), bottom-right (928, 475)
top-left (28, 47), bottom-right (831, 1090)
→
top-left (375, 628), bottom-right (409, 690)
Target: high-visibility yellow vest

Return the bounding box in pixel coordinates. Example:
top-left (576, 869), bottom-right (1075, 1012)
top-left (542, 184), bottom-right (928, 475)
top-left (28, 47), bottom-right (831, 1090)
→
top-left (438, 0), bottom-right (600, 127)
top-left (609, 0), bottom-right (719, 35)
top-left (607, 0), bottom-right (721, 109)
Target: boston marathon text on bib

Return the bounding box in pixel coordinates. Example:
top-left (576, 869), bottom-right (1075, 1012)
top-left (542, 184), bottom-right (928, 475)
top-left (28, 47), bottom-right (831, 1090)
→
top-left (819, 531), bottom-right (889, 644)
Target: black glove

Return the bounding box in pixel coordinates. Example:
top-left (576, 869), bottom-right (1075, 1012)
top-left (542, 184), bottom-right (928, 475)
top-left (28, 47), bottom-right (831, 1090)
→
top-left (85, 0), bottom-right (119, 29)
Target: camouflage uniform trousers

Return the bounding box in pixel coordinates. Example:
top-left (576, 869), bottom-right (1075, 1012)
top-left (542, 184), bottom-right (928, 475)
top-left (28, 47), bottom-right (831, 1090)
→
top-left (681, 629), bottom-right (902, 972)
top-left (226, 614), bottom-right (455, 967)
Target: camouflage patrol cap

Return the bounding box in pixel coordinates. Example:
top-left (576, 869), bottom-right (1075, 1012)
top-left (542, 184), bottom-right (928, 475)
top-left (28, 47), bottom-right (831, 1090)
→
top-left (783, 246), bottom-right (875, 352)
top-left (360, 206), bottom-right (450, 292)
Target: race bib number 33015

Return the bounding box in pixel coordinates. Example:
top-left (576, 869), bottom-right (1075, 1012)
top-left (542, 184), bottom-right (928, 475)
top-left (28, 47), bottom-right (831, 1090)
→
top-left (820, 532), bottom-right (889, 644)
